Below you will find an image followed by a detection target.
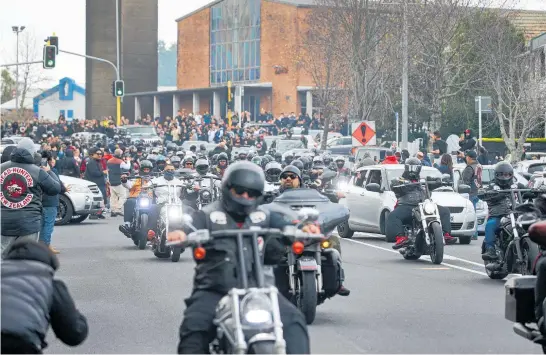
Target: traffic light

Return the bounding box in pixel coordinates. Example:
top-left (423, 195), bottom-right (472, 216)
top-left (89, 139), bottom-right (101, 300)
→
top-left (113, 80), bottom-right (125, 97)
top-left (49, 36), bottom-right (59, 54)
top-left (43, 45), bottom-right (56, 69)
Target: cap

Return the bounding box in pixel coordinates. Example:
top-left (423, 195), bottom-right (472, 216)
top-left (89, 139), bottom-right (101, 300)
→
top-left (465, 129), bottom-right (471, 134)
top-left (465, 150), bottom-right (477, 159)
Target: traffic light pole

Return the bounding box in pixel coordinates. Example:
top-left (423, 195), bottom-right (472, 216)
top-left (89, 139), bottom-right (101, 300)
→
top-left (58, 49), bottom-right (122, 126)
top-left (1, 61), bottom-right (42, 67)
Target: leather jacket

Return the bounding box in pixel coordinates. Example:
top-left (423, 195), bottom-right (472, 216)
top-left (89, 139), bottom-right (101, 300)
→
top-left (391, 178), bottom-right (426, 206)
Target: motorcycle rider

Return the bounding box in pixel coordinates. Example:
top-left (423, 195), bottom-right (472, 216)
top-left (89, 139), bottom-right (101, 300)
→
top-left (170, 156), bottom-right (181, 170)
top-left (148, 164), bottom-right (184, 237)
top-left (277, 165), bottom-right (351, 296)
top-left (166, 161), bottom-right (311, 354)
top-left (120, 160), bottom-right (154, 233)
top-left (335, 156), bottom-right (351, 178)
top-left (386, 158), bottom-right (455, 249)
top-left (478, 161), bottom-right (516, 269)
top-left (213, 152), bottom-right (229, 178)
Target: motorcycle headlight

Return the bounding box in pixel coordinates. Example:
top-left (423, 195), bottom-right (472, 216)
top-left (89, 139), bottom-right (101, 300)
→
top-left (423, 201), bottom-right (436, 215)
top-left (201, 189), bottom-right (211, 200)
top-left (139, 198), bottom-right (150, 208)
top-left (337, 181), bottom-right (348, 191)
top-left (240, 293), bottom-right (273, 325)
top-left (168, 207), bottom-right (182, 219)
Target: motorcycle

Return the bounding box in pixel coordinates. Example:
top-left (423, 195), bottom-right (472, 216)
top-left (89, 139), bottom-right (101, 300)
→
top-left (505, 219), bottom-right (546, 353)
top-left (167, 208), bottom-right (322, 354)
top-left (270, 188), bottom-right (350, 324)
top-left (367, 177), bottom-right (462, 264)
top-left (480, 189), bottom-right (541, 279)
top-left (119, 176), bottom-right (155, 250)
top-left (151, 183), bottom-right (185, 262)
top-left (195, 174), bottom-right (222, 209)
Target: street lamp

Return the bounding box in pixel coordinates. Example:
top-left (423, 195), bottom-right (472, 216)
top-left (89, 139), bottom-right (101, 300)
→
top-left (12, 25), bottom-right (25, 117)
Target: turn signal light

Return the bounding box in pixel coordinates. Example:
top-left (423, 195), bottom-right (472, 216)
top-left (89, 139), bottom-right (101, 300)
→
top-left (321, 240), bottom-right (330, 249)
top-left (193, 246), bottom-right (206, 260)
top-left (147, 230), bottom-right (156, 240)
top-left (292, 241), bottom-right (304, 255)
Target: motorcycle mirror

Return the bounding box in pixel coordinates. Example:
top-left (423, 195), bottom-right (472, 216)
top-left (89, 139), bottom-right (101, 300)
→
top-left (458, 184), bottom-right (471, 194)
top-left (528, 221), bottom-right (546, 247)
top-left (298, 208), bottom-right (319, 222)
top-left (441, 174), bottom-right (452, 183)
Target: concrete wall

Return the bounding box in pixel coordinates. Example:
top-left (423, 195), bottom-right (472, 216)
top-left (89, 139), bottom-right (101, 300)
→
top-left (121, 0), bottom-right (158, 120)
top-left (86, 0), bottom-right (158, 121)
top-left (85, 0), bottom-right (118, 120)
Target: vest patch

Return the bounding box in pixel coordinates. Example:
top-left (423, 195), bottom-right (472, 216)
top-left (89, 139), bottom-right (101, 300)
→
top-left (210, 211), bottom-right (227, 224)
top-left (249, 211), bottom-right (266, 224)
top-left (0, 167), bottom-right (34, 209)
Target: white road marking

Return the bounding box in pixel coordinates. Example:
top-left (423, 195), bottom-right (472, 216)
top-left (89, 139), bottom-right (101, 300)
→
top-left (342, 238), bottom-right (488, 276)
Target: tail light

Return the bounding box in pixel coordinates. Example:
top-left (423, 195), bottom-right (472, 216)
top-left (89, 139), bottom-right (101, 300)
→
top-left (193, 246), bottom-right (206, 260)
top-left (292, 241), bottom-right (304, 255)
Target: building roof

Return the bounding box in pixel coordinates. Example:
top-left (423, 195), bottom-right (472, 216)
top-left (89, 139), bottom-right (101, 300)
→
top-left (175, 0), bottom-right (318, 22)
top-left (1, 89), bottom-right (45, 111)
top-left (501, 9), bottom-right (546, 41)
top-left (32, 77), bottom-right (85, 114)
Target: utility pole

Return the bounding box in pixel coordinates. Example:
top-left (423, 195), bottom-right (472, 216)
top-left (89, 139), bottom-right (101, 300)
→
top-left (401, 0), bottom-right (409, 149)
top-left (115, 0), bottom-right (122, 126)
top-left (12, 25), bottom-right (25, 117)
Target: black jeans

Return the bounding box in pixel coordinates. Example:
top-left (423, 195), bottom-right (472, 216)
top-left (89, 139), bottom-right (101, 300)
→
top-left (535, 254), bottom-right (546, 321)
top-left (178, 290), bottom-right (310, 354)
top-left (123, 198), bottom-right (136, 223)
top-left (386, 204), bottom-right (451, 241)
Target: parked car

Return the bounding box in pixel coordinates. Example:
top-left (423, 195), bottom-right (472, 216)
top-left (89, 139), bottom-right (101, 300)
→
top-left (123, 125), bottom-right (163, 145)
top-left (56, 175), bottom-right (104, 226)
top-left (513, 160), bottom-right (546, 180)
top-left (338, 165), bottom-right (477, 244)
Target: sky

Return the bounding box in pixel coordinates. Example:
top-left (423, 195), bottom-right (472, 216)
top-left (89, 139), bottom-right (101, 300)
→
top-left (0, 0), bottom-right (544, 88)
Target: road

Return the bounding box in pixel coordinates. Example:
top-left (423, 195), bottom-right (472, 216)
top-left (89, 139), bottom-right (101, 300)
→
top-left (46, 216), bottom-right (540, 354)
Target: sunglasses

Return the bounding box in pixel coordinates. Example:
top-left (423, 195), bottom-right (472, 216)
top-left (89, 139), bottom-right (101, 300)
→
top-left (165, 169), bottom-right (176, 172)
top-left (232, 185), bottom-right (262, 198)
top-left (281, 173), bottom-right (297, 180)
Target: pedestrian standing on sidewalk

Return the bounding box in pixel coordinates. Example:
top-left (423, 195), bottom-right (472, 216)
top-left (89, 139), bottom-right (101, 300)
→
top-left (40, 150), bottom-right (66, 254)
top-left (107, 149), bottom-right (129, 217)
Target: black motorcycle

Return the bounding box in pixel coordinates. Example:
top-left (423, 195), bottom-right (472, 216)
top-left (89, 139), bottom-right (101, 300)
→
top-left (119, 176), bottom-right (155, 250)
top-left (480, 189), bottom-right (541, 279)
top-left (271, 189), bottom-right (350, 324)
top-left (167, 209), bottom-right (322, 354)
top-left (505, 219), bottom-right (546, 353)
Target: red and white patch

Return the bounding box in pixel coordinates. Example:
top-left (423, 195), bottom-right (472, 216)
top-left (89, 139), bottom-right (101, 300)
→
top-left (0, 167), bottom-right (34, 209)
top-left (257, 236), bottom-right (264, 252)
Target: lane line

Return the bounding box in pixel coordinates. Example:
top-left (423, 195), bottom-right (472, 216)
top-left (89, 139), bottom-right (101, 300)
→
top-left (342, 238), bottom-right (488, 276)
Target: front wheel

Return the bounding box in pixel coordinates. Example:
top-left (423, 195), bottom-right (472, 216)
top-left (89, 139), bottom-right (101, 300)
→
top-left (337, 220), bottom-right (354, 239)
top-left (137, 214), bottom-right (148, 250)
top-left (429, 222), bottom-right (444, 264)
top-left (248, 341), bottom-right (276, 354)
top-left (298, 271), bottom-right (318, 325)
top-left (171, 247), bottom-right (184, 262)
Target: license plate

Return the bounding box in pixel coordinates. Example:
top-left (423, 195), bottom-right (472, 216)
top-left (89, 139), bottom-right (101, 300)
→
top-left (450, 216), bottom-right (454, 222)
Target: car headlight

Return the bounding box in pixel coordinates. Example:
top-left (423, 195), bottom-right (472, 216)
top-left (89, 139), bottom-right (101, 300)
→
top-left (240, 293), bottom-right (273, 325)
top-left (67, 184), bottom-right (91, 194)
top-left (423, 201), bottom-right (436, 215)
top-left (476, 200), bottom-right (486, 211)
top-left (139, 198), bottom-right (150, 208)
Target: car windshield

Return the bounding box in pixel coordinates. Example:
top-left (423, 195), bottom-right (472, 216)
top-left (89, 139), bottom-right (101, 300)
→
top-left (386, 168), bottom-right (443, 185)
top-left (124, 126), bottom-right (156, 136)
top-left (528, 164), bottom-right (546, 174)
top-left (276, 140), bottom-right (304, 153)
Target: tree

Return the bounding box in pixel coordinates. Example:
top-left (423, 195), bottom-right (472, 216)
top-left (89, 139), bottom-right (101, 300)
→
top-left (158, 40), bottom-right (177, 87)
top-left (478, 13), bottom-right (546, 162)
top-left (298, 6), bottom-right (351, 149)
top-left (408, 0), bottom-right (491, 132)
top-left (1, 69), bottom-right (15, 104)
top-left (13, 31), bottom-right (50, 118)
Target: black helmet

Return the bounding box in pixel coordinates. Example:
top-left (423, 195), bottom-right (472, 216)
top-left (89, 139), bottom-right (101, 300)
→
top-left (274, 151), bottom-right (283, 163)
top-left (200, 144), bottom-right (207, 151)
top-left (292, 159), bottom-right (304, 171)
top-left (176, 150), bottom-right (185, 158)
top-left (280, 165), bottom-right (302, 184)
top-left (167, 142), bottom-right (178, 152)
top-left (221, 161), bottom-right (265, 217)
top-left (170, 156), bottom-right (181, 168)
top-left (403, 157), bottom-right (422, 180)
top-left (494, 161), bottom-right (513, 188)
top-left (265, 161), bottom-right (283, 182)
top-left (140, 160), bottom-right (153, 175)
top-left (195, 158), bottom-right (210, 175)
top-left (251, 156), bottom-right (262, 166)
top-left (217, 152), bottom-right (229, 162)
top-left (182, 156), bottom-right (194, 167)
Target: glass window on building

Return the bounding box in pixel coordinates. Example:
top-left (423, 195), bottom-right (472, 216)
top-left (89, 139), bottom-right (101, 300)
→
top-left (210, 0), bottom-right (261, 85)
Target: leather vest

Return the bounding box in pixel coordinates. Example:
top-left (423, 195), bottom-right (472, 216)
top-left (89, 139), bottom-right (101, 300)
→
top-left (194, 201), bottom-right (272, 294)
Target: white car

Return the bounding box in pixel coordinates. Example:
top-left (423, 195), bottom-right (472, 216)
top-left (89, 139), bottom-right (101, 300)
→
top-left (338, 165), bottom-right (477, 244)
top-left (56, 175), bottom-right (104, 225)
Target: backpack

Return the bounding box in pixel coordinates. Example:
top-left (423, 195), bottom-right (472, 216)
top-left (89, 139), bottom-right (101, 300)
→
top-left (472, 163), bottom-right (483, 189)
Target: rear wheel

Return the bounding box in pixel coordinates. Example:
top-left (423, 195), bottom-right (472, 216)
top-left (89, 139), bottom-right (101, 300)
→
top-left (171, 247), bottom-right (183, 262)
top-left (519, 238), bottom-right (539, 276)
top-left (137, 214), bottom-right (148, 250)
top-left (337, 220), bottom-right (354, 239)
top-left (298, 271), bottom-right (318, 324)
top-left (429, 222), bottom-right (444, 264)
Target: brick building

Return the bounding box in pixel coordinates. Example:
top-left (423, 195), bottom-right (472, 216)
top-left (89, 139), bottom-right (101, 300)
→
top-left (128, 0), bottom-right (317, 121)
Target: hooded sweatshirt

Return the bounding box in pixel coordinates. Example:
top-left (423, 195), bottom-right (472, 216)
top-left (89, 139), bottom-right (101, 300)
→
top-left (1, 138), bottom-right (61, 236)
